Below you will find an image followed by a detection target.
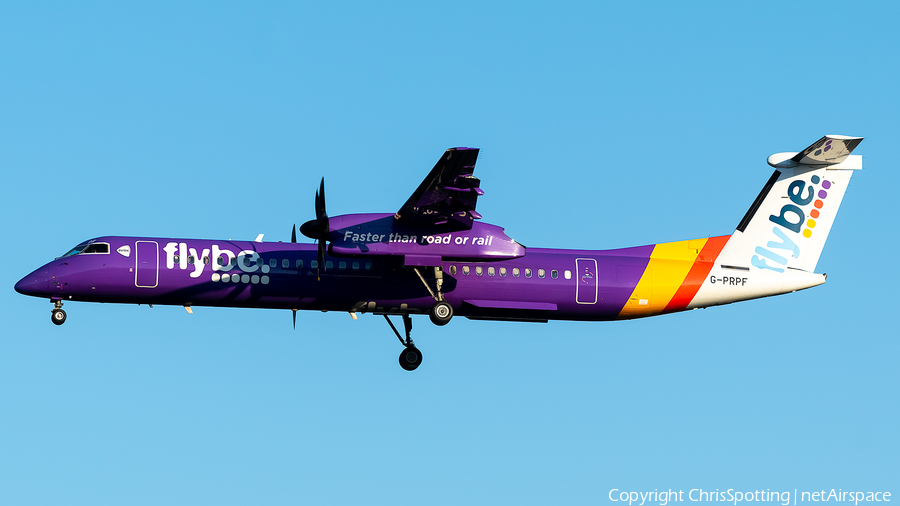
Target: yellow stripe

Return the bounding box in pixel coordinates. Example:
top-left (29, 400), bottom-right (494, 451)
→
top-left (618, 238), bottom-right (708, 318)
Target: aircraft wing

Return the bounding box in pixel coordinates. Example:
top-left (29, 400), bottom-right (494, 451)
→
top-left (395, 147), bottom-right (483, 229)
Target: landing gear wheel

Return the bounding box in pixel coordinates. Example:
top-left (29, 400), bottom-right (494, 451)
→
top-left (399, 346), bottom-right (423, 371)
top-left (51, 309), bottom-right (67, 326)
top-left (429, 301), bottom-right (453, 326)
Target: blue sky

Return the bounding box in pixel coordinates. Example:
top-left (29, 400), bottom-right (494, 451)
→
top-left (1, 2), bottom-right (897, 504)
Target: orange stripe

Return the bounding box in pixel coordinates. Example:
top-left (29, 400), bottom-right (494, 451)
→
top-left (663, 235), bottom-right (730, 313)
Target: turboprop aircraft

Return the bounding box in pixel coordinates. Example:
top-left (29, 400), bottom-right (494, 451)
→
top-left (15, 135), bottom-right (862, 370)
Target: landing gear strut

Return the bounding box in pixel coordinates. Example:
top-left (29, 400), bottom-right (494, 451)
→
top-left (411, 266), bottom-right (454, 326)
top-left (51, 300), bottom-right (67, 326)
top-left (384, 314), bottom-right (422, 371)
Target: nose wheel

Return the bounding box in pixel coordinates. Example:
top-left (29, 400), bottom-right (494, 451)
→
top-left (384, 314), bottom-right (423, 371)
top-left (51, 301), bottom-right (67, 325)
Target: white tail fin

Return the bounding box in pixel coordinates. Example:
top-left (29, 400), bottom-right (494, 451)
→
top-left (716, 135), bottom-right (862, 274)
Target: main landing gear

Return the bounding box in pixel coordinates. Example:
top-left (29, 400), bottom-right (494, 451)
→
top-left (384, 314), bottom-right (422, 371)
top-left (410, 266), bottom-right (454, 326)
top-left (430, 300), bottom-right (453, 326)
top-left (51, 300), bottom-right (67, 326)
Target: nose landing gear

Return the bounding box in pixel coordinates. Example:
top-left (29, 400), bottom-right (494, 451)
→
top-left (51, 300), bottom-right (67, 326)
top-left (384, 314), bottom-right (422, 371)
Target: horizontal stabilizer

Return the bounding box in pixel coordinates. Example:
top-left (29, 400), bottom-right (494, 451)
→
top-left (768, 135), bottom-right (863, 168)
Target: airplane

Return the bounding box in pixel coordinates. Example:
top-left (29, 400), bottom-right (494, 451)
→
top-left (15, 135), bottom-right (863, 371)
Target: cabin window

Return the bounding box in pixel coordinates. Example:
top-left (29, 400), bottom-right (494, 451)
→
top-left (203, 256), bottom-right (210, 265)
top-left (352, 262), bottom-right (359, 270)
top-left (475, 266), bottom-right (483, 276)
top-left (462, 265), bottom-right (470, 275)
top-left (538, 269), bottom-right (546, 279)
top-left (449, 265), bottom-right (457, 275)
top-left (296, 259), bottom-right (304, 269)
top-left (270, 258), bottom-right (277, 268)
top-left (339, 261), bottom-right (346, 270)
top-left (366, 261), bottom-right (373, 270)
top-left (188, 256), bottom-right (195, 264)
top-left (173, 255), bottom-right (180, 264)
top-left (525, 268), bottom-right (532, 278)
top-left (326, 261), bottom-right (333, 269)
top-left (488, 267), bottom-right (495, 276)
top-left (81, 243), bottom-right (110, 254)
top-left (564, 270), bottom-right (571, 280)
top-left (257, 258), bottom-right (264, 266)
top-left (217, 257), bottom-right (225, 266)
top-left (311, 260), bottom-right (319, 269)
top-left (513, 268), bottom-right (520, 277)
top-left (282, 259), bottom-right (290, 268)
top-left (551, 269), bottom-right (558, 279)
top-left (499, 267), bottom-right (507, 277)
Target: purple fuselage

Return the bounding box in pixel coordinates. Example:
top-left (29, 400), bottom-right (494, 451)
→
top-left (15, 231), bottom-right (656, 322)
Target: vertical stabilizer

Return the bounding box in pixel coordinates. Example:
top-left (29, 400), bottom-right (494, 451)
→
top-left (715, 135), bottom-right (862, 274)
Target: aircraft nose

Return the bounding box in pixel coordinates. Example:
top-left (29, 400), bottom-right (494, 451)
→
top-left (14, 271), bottom-right (49, 297)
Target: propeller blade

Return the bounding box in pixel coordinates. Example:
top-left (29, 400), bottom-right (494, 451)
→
top-left (314, 188), bottom-right (320, 218)
top-left (291, 224), bottom-right (296, 243)
top-left (317, 239), bottom-right (326, 280)
top-left (301, 177), bottom-right (330, 281)
top-left (318, 177), bottom-right (326, 219)
top-left (301, 178), bottom-right (329, 241)
top-left (292, 309), bottom-right (297, 329)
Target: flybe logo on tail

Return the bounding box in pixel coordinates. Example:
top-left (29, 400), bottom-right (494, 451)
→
top-left (752, 174), bottom-right (832, 273)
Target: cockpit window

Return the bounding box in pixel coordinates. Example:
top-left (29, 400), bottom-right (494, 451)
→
top-left (82, 243), bottom-right (109, 254)
top-left (61, 241), bottom-right (110, 257)
top-left (62, 241), bottom-right (92, 257)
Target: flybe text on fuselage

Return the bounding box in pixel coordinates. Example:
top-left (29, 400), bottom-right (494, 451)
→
top-left (161, 242), bottom-right (263, 279)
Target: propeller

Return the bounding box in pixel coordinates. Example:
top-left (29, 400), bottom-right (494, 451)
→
top-left (299, 177), bottom-right (329, 279)
top-left (291, 224), bottom-right (296, 243)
